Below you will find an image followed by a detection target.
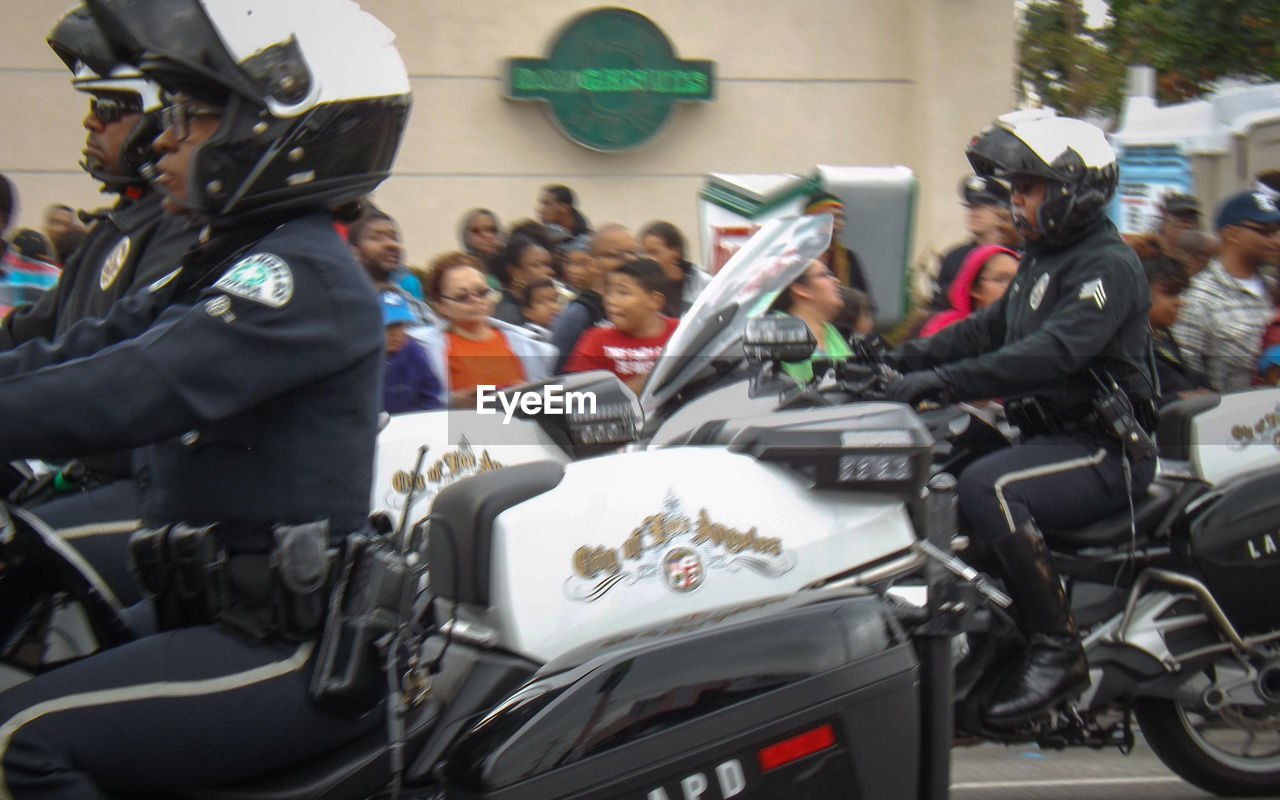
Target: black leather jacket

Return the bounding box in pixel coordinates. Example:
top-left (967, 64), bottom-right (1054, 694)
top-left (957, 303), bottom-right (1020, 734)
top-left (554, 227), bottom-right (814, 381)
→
top-left (897, 218), bottom-right (1154, 420)
top-left (0, 191), bottom-right (196, 347)
top-left (0, 214), bottom-right (382, 543)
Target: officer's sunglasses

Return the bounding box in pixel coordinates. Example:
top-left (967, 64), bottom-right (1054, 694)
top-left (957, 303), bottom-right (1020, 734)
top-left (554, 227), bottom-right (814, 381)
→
top-left (89, 95), bottom-right (142, 124)
top-left (159, 102), bottom-right (223, 142)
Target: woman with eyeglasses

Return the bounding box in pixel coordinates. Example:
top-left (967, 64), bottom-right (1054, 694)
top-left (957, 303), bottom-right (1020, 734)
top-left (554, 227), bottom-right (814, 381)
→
top-left (417, 251), bottom-right (556, 407)
top-left (917, 244), bottom-right (1019, 337)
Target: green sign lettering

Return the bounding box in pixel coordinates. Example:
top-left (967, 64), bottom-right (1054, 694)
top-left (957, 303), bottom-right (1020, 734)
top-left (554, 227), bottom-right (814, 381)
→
top-left (505, 8), bottom-right (715, 151)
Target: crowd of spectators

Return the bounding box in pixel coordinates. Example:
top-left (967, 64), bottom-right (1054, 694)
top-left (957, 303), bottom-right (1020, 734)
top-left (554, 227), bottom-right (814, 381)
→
top-left (7, 170), bottom-right (1279, 418)
top-left (348, 185), bottom-right (892, 414)
top-left (343, 184), bottom-right (710, 412)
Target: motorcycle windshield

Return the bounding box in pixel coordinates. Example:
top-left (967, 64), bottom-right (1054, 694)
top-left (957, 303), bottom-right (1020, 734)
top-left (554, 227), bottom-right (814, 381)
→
top-left (639, 213), bottom-right (833, 417)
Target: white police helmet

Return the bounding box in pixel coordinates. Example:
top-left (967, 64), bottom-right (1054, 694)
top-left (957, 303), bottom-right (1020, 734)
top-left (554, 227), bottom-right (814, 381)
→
top-left (86, 0), bottom-right (411, 220)
top-left (966, 111), bottom-right (1118, 244)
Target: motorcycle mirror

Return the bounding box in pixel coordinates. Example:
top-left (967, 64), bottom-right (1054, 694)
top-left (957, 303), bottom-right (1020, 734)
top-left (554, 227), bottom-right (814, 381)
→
top-left (743, 316), bottom-right (816, 364)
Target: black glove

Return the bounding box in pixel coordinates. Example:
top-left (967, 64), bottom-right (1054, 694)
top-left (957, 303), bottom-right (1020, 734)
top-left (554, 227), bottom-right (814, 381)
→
top-left (849, 333), bottom-right (889, 365)
top-left (886, 368), bottom-right (954, 405)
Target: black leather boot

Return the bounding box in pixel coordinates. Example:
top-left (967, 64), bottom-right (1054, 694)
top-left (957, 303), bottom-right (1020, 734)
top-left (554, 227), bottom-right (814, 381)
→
top-left (983, 519), bottom-right (1088, 726)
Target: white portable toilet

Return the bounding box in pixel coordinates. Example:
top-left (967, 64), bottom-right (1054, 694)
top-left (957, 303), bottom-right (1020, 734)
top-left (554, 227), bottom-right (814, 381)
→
top-left (698, 166), bottom-right (917, 321)
top-left (1110, 67), bottom-right (1280, 234)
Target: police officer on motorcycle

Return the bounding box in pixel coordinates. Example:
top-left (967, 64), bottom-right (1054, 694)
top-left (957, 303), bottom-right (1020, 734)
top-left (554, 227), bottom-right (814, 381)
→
top-left (2, 5), bottom-right (202, 606)
top-left (887, 111), bottom-right (1157, 726)
top-left (2, 6), bottom-right (194, 349)
top-left (0, 0), bottom-right (410, 796)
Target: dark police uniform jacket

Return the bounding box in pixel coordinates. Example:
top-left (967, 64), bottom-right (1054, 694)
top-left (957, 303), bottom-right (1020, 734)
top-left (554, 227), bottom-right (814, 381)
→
top-left (897, 218), bottom-right (1154, 420)
top-left (0, 214), bottom-right (383, 544)
top-left (0, 191), bottom-right (196, 348)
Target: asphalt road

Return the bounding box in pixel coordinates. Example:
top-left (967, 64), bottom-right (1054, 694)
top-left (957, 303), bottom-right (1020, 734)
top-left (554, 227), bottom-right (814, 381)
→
top-left (950, 738), bottom-right (1221, 799)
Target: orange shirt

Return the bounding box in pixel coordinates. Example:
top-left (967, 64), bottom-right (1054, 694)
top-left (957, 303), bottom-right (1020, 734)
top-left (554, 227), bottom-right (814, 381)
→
top-left (446, 328), bottom-right (526, 393)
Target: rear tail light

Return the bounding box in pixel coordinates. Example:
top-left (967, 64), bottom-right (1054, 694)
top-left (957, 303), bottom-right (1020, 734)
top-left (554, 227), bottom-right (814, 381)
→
top-left (757, 723), bottom-right (836, 772)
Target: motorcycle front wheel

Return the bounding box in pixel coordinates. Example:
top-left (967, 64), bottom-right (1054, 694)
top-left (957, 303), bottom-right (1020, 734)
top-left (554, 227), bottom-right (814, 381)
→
top-left (1135, 695), bottom-right (1280, 796)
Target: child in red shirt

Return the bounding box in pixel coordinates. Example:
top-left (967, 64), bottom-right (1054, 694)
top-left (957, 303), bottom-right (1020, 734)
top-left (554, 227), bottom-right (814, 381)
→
top-left (564, 258), bottom-right (678, 393)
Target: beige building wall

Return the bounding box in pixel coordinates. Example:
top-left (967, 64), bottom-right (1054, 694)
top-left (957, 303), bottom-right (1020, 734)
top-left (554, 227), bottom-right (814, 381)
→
top-left (1, 0), bottom-right (1015, 301)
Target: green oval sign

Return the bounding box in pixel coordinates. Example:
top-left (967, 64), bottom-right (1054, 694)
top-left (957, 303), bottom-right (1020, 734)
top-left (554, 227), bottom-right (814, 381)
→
top-left (505, 7), bottom-right (715, 152)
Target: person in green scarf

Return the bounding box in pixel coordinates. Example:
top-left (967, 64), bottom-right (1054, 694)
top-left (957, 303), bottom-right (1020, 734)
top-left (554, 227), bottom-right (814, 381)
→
top-left (771, 259), bottom-right (852, 383)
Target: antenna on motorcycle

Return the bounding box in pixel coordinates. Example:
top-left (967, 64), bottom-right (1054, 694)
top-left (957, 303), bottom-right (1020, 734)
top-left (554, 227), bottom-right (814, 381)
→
top-left (394, 445), bottom-right (429, 551)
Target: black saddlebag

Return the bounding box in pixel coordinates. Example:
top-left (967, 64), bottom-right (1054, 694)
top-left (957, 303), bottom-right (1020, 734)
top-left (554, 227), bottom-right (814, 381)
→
top-left (1177, 469), bottom-right (1280, 636)
top-left (438, 591), bottom-right (919, 800)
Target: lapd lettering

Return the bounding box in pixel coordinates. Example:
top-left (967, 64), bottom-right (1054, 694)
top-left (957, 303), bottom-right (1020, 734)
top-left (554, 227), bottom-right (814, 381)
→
top-left (645, 759), bottom-right (746, 799)
top-left (1246, 532), bottom-right (1280, 560)
top-left (680, 774), bottom-right (707, 798)
top-left (716, 760), bottom-right (747, 796)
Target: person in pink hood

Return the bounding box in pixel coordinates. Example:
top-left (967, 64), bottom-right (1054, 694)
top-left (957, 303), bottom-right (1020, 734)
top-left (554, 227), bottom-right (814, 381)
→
top-left (919, 243), bottom-right (1019, 337)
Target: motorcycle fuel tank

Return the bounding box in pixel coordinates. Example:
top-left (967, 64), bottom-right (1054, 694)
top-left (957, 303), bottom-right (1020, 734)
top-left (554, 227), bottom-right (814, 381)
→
top-left (440, 591), bottom-right (919, 800)
top-left (475, 445), bottom-right (918, 662)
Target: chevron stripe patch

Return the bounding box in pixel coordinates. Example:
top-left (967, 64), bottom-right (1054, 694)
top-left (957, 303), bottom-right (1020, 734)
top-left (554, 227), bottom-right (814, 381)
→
top-left (1079, 278), bottom-right (1107, 309)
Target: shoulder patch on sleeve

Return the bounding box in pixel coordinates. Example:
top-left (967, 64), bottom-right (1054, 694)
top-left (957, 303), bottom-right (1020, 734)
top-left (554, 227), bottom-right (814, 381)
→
top-left (215, 253), bottom-right (294, 308)
top-left (1079, 277), bottom-right (1107, 310)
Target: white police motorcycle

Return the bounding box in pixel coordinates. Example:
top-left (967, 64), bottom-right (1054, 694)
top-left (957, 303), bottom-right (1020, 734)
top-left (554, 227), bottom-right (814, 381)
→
top-left (4, 214), bottom-right (1280, 798)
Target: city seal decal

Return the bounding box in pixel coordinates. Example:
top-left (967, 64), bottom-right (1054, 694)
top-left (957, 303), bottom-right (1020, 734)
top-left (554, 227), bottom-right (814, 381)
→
top-left (98, 235), bottom-right (131, 291)
top-left (565, 492), bottom-right (796, 602)
top-left (662, 547), bottom-right (704, 593)
top-left (215, 252), bottom-right (294, 308)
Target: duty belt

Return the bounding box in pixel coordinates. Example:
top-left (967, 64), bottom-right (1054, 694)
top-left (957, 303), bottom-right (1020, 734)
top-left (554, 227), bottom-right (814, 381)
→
top-left (1004, 394), bottom-right (1156, 446)
top-left (127, 520), bottom-right (337, 640)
